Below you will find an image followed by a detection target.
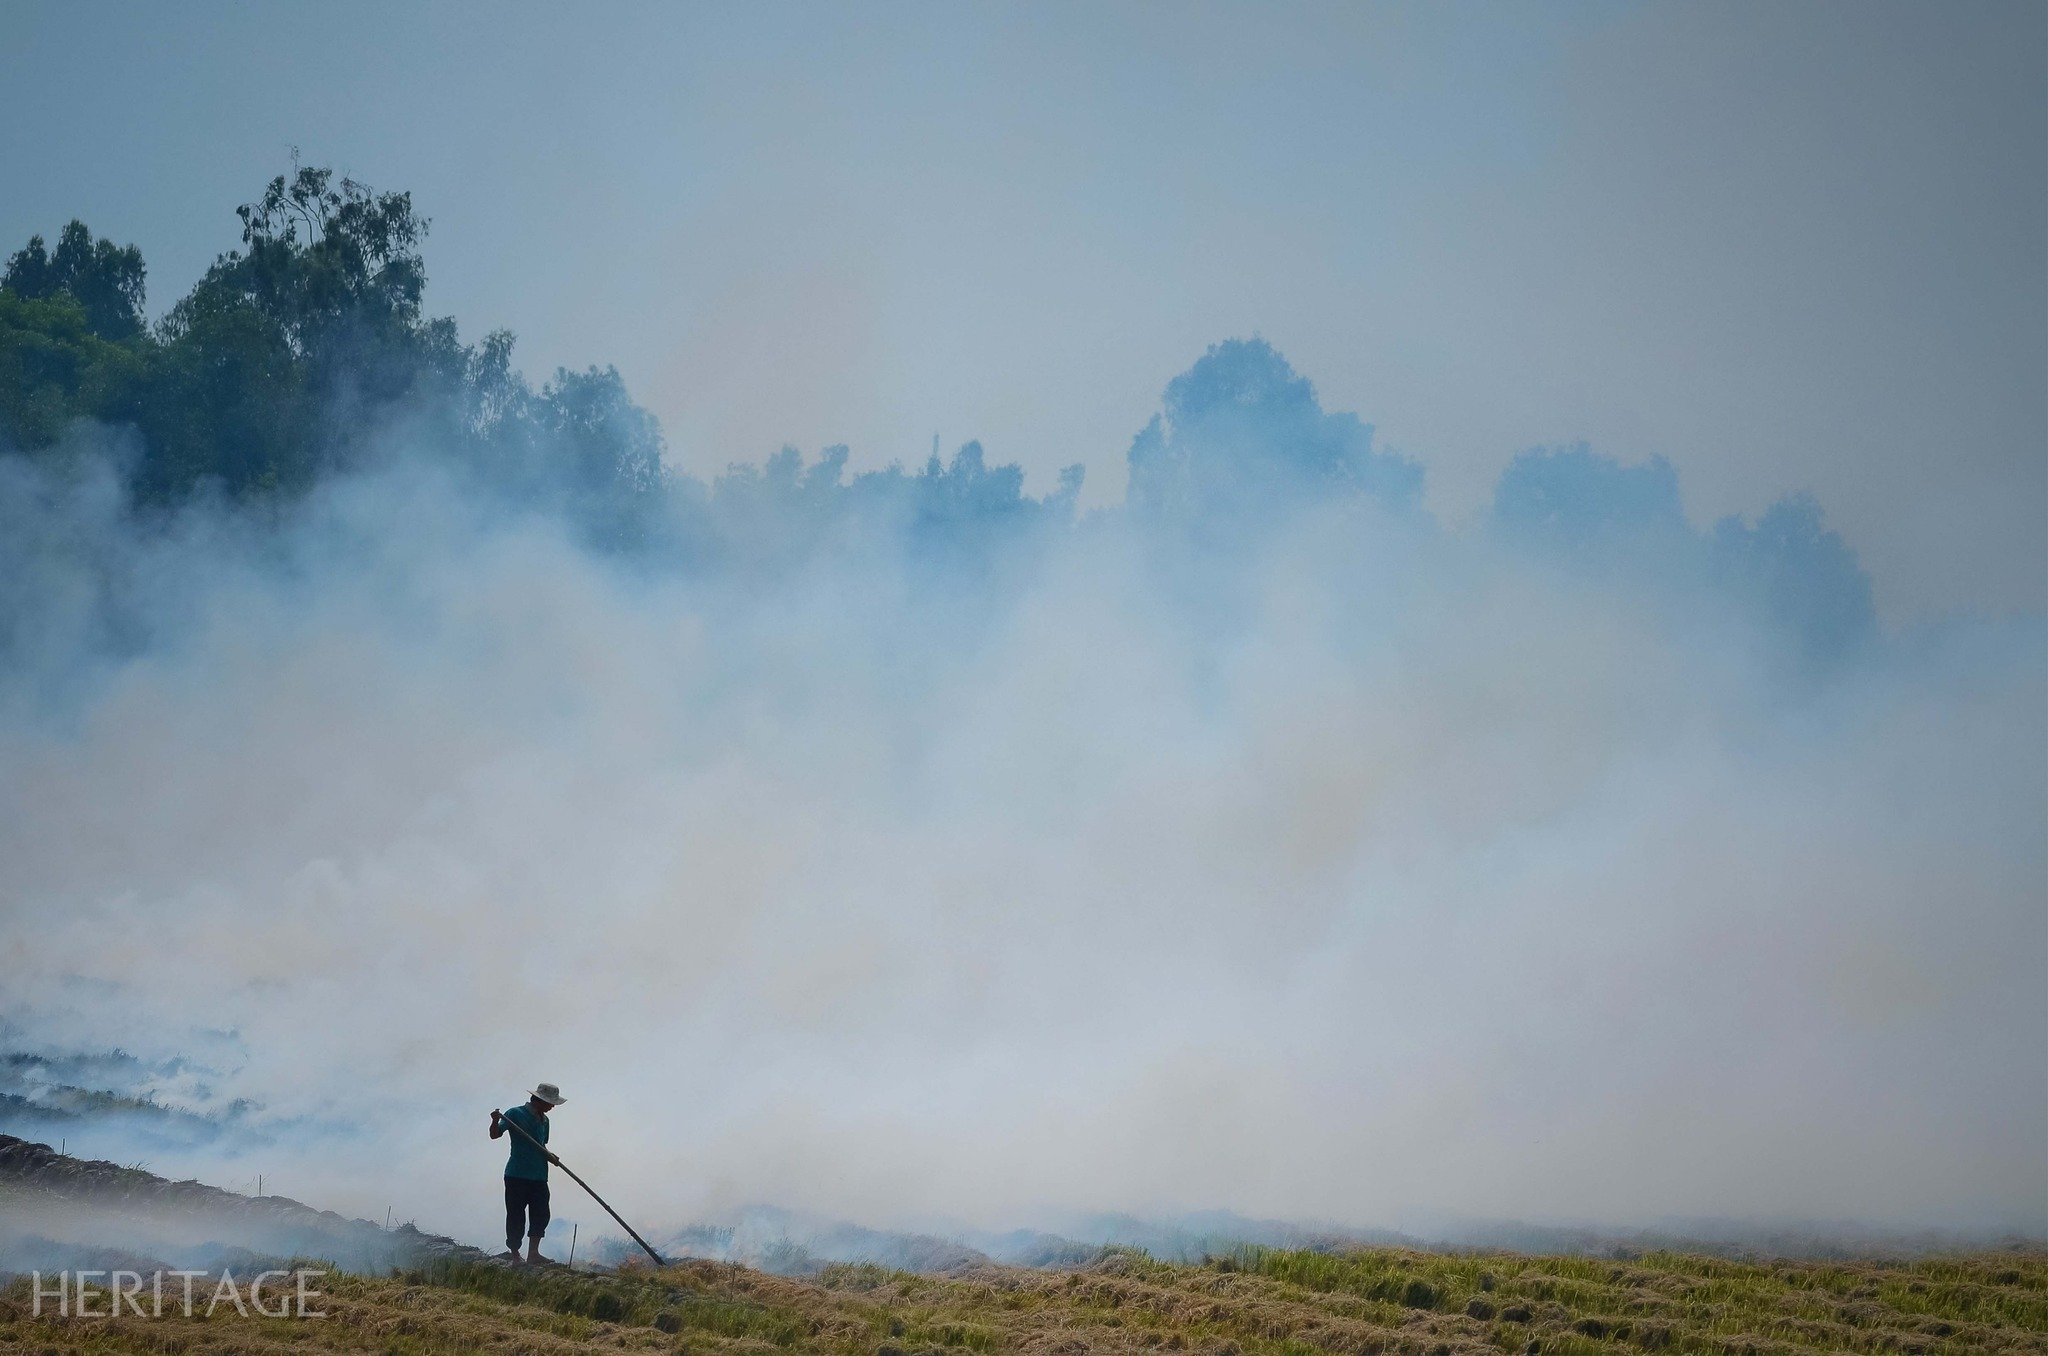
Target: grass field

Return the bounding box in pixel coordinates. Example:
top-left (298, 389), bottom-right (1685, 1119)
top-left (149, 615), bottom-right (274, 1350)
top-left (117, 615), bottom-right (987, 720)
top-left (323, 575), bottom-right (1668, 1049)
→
top-left (3, 1243), bottom-right (2044, 1355)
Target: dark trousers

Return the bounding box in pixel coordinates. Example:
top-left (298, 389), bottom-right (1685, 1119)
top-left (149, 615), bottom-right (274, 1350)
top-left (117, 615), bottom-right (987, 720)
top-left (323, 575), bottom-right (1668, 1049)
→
top-left (504, 1175), bottom-right (551, 1247)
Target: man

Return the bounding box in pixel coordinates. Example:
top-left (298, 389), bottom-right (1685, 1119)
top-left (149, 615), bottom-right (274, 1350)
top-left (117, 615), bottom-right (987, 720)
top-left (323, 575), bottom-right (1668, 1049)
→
top-left (490, 1082), bottom-right (566, 1263)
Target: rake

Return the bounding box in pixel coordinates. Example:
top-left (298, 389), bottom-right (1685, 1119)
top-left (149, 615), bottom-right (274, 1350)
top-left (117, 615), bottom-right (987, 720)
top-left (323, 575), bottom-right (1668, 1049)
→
top-left (495, 1109), bottom-right (666, 1267)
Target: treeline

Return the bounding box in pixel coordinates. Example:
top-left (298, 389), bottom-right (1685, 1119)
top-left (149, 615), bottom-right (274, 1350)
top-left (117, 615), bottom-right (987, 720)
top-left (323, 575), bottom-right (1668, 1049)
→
top-left (0, 163), bottom-right (1873, 662)
top-left (1, 164), bottom-right (1094, 563)
top-left (0, 167), bottom-right (666, 533)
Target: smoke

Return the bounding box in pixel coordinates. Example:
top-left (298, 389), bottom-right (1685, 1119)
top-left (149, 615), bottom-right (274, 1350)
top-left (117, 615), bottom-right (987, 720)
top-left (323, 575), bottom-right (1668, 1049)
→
top-left (0, 341), bottom-right (2041, 1252)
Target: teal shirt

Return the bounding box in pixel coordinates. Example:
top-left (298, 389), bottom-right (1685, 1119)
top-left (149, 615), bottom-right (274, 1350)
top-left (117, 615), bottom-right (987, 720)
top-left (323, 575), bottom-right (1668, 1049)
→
top-left (501, 1103), bottom-right (550, 1180)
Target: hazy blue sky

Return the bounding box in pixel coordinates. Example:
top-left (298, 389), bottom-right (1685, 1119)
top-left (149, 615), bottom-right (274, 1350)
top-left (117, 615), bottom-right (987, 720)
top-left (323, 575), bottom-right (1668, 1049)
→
top-left (3, 0), bottom-right (2041, 620)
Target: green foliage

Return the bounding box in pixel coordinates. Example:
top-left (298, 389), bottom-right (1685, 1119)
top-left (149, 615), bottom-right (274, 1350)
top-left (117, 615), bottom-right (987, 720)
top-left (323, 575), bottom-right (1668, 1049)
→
top-left (4, 220), bottom-right (147, 341)
top-left (0, 288), bottom-right (148, 447)
top-left (0, 163), bottom-right (667, 532)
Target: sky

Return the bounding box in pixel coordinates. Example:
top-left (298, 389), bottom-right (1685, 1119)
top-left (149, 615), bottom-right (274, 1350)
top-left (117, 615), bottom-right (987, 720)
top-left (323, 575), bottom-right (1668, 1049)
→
top-left (3, 0), bottom-right (2042, 623)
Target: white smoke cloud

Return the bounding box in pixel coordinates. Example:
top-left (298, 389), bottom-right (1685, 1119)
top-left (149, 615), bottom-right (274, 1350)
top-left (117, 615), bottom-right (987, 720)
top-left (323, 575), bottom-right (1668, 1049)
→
top-left (0, 351), bottom-right (2041, 1254)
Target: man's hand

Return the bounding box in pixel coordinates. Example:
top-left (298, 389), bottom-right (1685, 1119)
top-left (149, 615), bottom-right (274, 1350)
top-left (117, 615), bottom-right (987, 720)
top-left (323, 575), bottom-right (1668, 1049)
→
top-left (489, 1108), bottom-right (505, 1139)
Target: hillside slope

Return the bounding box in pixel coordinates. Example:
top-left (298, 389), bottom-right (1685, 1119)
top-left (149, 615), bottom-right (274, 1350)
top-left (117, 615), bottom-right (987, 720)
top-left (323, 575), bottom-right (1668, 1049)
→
top-left (0, 1133), bottom-right (488, 1275)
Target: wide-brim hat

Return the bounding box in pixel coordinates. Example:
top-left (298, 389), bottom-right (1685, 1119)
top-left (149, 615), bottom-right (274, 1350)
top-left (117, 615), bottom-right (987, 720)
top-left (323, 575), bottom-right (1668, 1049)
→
top-left (531, 1082), bottom-right (567, 1106)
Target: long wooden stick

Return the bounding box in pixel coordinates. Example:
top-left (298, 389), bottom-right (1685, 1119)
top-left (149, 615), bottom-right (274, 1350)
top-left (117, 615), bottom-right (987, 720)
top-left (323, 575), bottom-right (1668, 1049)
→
top-left (497, 1110), bottom-right (666, 1267)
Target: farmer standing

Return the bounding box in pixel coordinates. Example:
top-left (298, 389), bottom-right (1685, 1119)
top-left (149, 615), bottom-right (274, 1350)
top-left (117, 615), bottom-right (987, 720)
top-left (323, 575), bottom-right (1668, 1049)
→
top-left (490, 1082), bottom-right (566, 1262)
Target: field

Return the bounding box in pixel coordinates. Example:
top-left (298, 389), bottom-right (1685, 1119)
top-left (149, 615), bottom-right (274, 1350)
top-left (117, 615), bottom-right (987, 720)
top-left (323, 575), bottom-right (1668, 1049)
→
top-left (4, 1243), bottom-right (2044, 1355)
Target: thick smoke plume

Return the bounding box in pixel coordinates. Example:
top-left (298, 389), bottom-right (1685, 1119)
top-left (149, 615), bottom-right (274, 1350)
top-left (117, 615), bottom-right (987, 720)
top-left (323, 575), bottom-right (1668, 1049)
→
top-left (0, 339), bottom-right (2041, 1253)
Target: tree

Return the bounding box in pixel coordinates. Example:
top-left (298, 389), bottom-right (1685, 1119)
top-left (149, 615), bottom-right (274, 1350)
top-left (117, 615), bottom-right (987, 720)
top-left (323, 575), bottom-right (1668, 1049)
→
top-left (1126, 338), bottom-right (1420, 530)
top-left (141, 165), bottom-right (450, 496)
top-left (0, 289), bottom-right (147, 448)
top-left (173, 164), bottom-right (428, 354)
top-left (537, 365), bottom-right (665, 499)
top-left (3, 221), bottom-right (147, 342)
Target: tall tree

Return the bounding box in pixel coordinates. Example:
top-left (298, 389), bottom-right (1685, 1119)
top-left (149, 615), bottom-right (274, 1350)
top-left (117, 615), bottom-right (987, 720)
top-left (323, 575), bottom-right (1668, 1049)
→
top-left (3, 221), bottom-right (147, 342)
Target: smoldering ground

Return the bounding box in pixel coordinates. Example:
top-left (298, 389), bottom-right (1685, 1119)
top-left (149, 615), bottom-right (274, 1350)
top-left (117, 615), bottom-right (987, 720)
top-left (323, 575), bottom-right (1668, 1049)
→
top-left (0, 341), bottom-right (2041, 1255)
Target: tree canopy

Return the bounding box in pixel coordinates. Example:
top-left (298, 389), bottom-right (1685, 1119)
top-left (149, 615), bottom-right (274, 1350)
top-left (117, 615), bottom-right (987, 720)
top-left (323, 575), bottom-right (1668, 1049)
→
top-left (0, 164), bottom-right (1873, 665)
top-left (0, 164), bottom-right (664, 530)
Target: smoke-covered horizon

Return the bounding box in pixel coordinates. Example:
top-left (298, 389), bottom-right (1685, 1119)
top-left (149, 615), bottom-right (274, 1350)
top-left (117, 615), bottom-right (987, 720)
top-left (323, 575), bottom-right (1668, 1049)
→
top-left (1, 336), bottom-right (2043, 1253)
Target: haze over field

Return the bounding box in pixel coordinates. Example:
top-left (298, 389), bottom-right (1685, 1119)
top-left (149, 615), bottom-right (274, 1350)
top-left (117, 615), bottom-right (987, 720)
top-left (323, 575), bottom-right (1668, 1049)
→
top-left (2, 338), bottom-right (2041, 1246)
top-left (0, 1), bottom-right (2042, 1258)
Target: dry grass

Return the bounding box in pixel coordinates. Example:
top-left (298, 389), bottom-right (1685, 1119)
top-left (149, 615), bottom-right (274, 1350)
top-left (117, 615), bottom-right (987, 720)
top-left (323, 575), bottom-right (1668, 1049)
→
top-left (2, 1244), bottom-right (2044, 1355)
